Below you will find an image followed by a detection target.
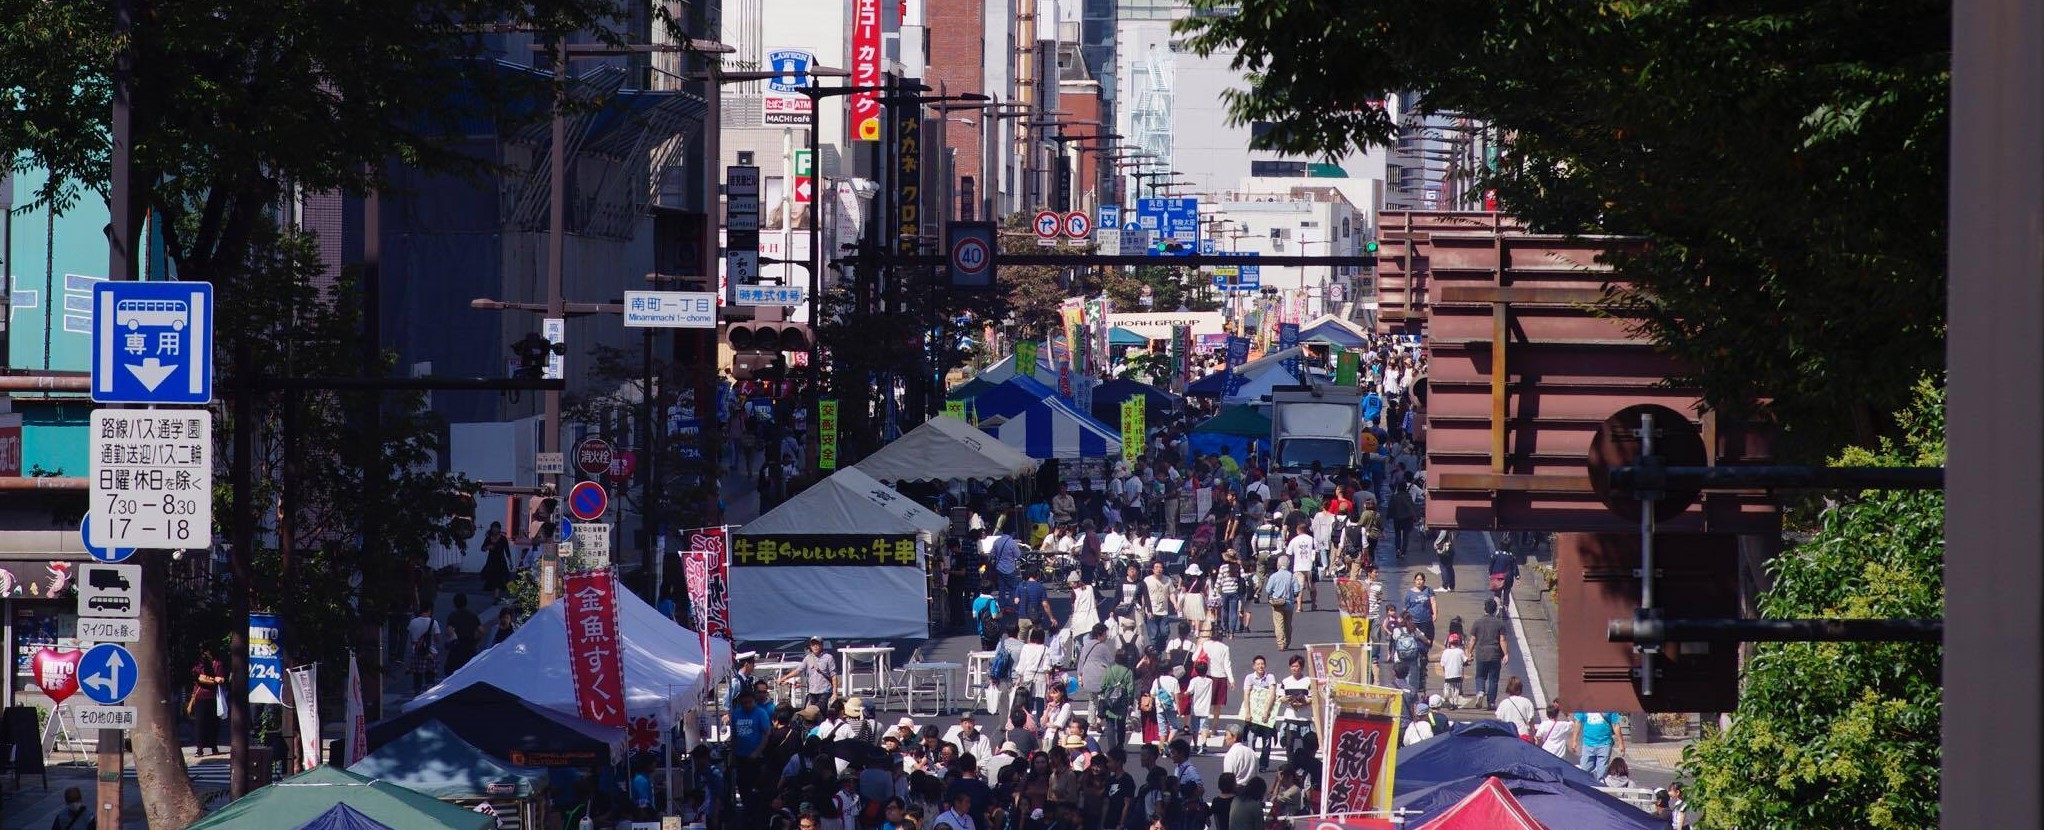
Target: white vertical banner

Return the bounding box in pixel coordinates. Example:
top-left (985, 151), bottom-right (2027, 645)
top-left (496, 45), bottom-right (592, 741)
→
top-left (343, 652), bottom-right (367, 765)
top-left (286, 664), bottom-right (321, 772)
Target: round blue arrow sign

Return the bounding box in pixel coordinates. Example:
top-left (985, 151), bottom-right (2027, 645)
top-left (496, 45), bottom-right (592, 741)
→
top-left (80, 516), bottom-right (136, 563)
top-left (78, 643), bottom-right (138, 705)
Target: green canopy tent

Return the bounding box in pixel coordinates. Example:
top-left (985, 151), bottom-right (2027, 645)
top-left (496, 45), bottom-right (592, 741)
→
top-left (1108, 326), bottom-right (1149, 347)
top-left (1187, 404), bottom-right (1273, 459)
top-left (348, 720), bottom-right (550, 827)
top-left (186, 766), bottom-right (494, 830)
top-left (947, 377), bottom-right (995, 401)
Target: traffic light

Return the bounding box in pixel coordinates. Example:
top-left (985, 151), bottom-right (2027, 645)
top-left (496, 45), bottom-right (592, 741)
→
top-left (511, 332), bottom-right (565, 379)
top-left (448, 491), bottom-right (477, 543)
top-left (1365, 240), bottom-right (1380, 254)
top-left (726, 322), bottom-right (811, 380)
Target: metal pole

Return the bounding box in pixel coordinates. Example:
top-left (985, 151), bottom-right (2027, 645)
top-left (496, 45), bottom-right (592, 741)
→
top-left (698, 63), bottom-right (721, 505)
top-left (103, 0), bottom-right (136, 815)
top-left (1636, 411), bottom-right (1655, 698)
top-left (642, 328), bottom-right (655, 583)
top-left (539, 38), bottom-right (568, 607)
top-left (230, 342), bottom-right (255, 796)
top-left (808, 105), bottom-right (823, 380)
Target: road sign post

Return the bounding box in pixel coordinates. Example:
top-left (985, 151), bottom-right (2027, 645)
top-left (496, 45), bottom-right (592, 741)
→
top-left (946, 222), bottom-right (997, 289)
top-left (79, 516), bottom-right (135, 563)
top-left (1063, 211), bottom-right (1090, 245)
top-left (575, 437), bottom-right (616, 477)
top-left (77, 643), bottom-right (138, 706)
top-left (78, 564), bottom-right (141, 618)
top-left (92, 282), bottom-right (215, 404)
top-left (566, 480), bottom-right (609, 522)
top-left (1033, 210), bottom-right (1060, 246)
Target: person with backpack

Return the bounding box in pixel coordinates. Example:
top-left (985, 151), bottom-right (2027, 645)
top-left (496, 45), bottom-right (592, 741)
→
top-left (1098, 650), bottom-right (1138, 750)
top-left (1391, 612), bottom-right (1427, 694)
top-left (405, 605), bottom-right (443, 694)
top-left (1488, 544), bottom-right (1521, 617)
top-left (973, 583), bottom-right (1005, 652)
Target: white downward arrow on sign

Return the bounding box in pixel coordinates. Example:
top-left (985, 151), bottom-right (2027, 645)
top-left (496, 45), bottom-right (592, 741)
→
top-left (126, 357), bottom-right (177, 391)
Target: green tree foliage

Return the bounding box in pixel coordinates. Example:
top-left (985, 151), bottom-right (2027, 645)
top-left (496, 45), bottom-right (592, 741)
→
top-left (1681, 378), bottom-right (1943, 829)
top-left (997, 218), bottom-right (1084, 337)
top-left (1178, 0), bottom-right (1947, 454)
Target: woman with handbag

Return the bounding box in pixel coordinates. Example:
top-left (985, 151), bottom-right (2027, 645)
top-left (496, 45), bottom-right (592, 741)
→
top-left (189, 645), bottom-right (225, 756)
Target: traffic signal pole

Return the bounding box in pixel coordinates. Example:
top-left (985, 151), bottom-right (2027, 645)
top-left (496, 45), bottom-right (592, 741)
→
top-left (538, 37), bottom-right (569, 607)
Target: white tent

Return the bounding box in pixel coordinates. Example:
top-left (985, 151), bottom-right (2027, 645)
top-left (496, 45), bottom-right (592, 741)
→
top-left (1225, 346), bottom-right (1317, 407)
top-left (732, 468), bottom-right (948, 642)
top-left (402, 577), bottom-right (732, 729)
top-left (975, 347), bottom-right (1063, 388)
top-left (854, 414), bottom-right (1042, 484)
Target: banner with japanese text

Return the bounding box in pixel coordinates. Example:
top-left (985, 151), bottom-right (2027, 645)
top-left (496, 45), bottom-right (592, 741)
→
top-left (1223, 336), bottom-right (1251, 396)
top-left (1014, 341), bottom-right (1039, 377)
top-left (686, 527), bottom-right (732, 640)
top-left (731, 534), bottom-right (919, 566)
top-left (1334, 578), bottom-right (1374, 644)
top-left (1170, 324), bottom-right (1190, 390)
top-left (343, 651), bottom-right (367, 765)
top-left (1279, 322), bottom-right (1302, 381)
top-left (1121, 397), bottom-right (1146, 462)
top-left (848, 0), bottom-right (882, 141)
top-left (563, 570), bottom-right (628, 727)
top-left (944, 400), bottom-right (967, 420)
top-left (286, 663), bottom-right (321, 772)
top-left (817, 400), bottom-right (839, 469)
top-left (1321, 683), bottom-right (1404, 817)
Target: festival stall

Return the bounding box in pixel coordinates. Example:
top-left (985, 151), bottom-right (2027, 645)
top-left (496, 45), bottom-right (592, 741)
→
top-left (367, 682), bottom-right (626, 767)
top-left (973, 345), bottom-right (1062, 388)
top-left (1393, 720), bottom-right (1596, 795)
top-left (1185, 345), bottom-right (1314, 405)
top-left (1186, 404), bottom-right (1273, 460)
top-left (402, 576), bottom-right (729, 733)
top-left (967, 376), bottom-right (1122, 459)
top-left (186, 766), bottom-right (494, 830)
top-left (348, 720), bottom-right (551, 830)
top-left (1410, 776), bottom-right (1552, 830)
top-left (730, 467), bottom-right (948, 642)
top-left (1394, 765), bottom-right (1664, 830)
top-left (854, 413), bottom-right (1042, 484)
top-left (1087, 378), bottom-right (1179, 427)
top-left (1298, 314), bottom-right (1372, 349)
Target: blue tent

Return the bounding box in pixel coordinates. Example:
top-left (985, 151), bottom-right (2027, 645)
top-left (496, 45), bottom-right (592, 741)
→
top-left (1395, 720), bottom-right (1598, 794)
top-left (970, 376), bottom-right (1122, 459)
top-left (1395, 764), bottom-right (1665, 830)
top-left (1299, 316), bottom-right (1370, 349)
top-left (1186, 405), bottom-right (1271, 460)
top-left (1089, 378), bottom-right (1178, 425)
top-left (1186, 369), bottom-right (1228, 397)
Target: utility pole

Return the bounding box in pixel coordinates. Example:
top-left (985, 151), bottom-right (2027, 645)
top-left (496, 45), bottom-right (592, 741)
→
top-left (537, 36), bottom-right (569, 607)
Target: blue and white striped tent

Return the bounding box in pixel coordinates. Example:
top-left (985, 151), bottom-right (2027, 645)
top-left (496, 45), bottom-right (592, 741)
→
top-left (969, 376), bottom-right (1123, 459)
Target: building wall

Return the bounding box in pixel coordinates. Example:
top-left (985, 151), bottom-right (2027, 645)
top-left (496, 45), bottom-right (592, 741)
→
top-left (927, 0), bottom-right (989, 219)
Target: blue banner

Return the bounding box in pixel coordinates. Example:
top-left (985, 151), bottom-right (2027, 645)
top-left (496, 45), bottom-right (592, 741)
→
top-left (1223, 336), bottom-right (1251, 396)
top-left (249, 613), bottom-right (283, 705)
top-left (1278, 323), bottom-right (1302, 382)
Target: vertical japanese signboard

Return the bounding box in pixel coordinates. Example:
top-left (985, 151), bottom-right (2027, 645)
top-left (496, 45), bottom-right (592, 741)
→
top-left (1014, 341), bottom-right (1039, 378)
top-left (248, 614), bottom-right (283, 705)
top-left (1278, 322), bottom-right (1302, 381)
top-left (896, 102), bottom-right (921, 256)
top-left (1121, 397), bottom-right (1146, 463)
top-left (816, 400), bottom-right (840, 470)
top-left (1334, 578), bottom-right (1373, 644)
top-left (1322, 683), bottom-right (1403, 817)
top-left (1223, 336), bottom-right (1251, 397)
top-left (849, 0), bottom-right (883, 141)
top-left (686, 527), bottom-right (732, 640)
top-left (1170, 324), bottom-right (1190, 391)
top-left (563, 570), bottom-right (627, 727)
top-left (1336, 351), bottom-right (1361, 387)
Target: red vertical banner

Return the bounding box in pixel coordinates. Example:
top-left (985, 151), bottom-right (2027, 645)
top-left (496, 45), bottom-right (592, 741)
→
top-left (563, 570), bottom-right (628, 727)
top-left (1323, 706), bottom-right (1400, 815)
top-left (849, 0), bottom-right (883, 142)
top-left (687, 527), bottom-right (732, 640)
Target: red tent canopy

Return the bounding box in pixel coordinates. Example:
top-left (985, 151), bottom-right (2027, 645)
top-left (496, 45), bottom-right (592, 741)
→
top-left (1413, 776), bottom-right (1552, 830)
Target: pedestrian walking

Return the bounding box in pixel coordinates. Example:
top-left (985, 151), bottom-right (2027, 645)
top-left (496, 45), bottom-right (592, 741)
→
top-left (1489, 544), bottom-right (1521, 616)
top-left (188, 646), bottom-right (225, 756)
top-left (478, 522), bottom-right (512, 601)
top-left (1263, 555), bottom-right (1300, 650)
top-left (1469, 599), bottom-right (1508, 709)
top-left (1432, 530), bottom-right (1457, 591)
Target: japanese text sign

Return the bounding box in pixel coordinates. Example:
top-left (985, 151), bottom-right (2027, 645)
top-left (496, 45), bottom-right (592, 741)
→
top-left (563, 570), bottom-right (628, 727)
top-left (1121, 397), bottom-right (1146, 463)
top-left (1322, 683), bottom-right (1404, 816)
top-left (686, 528), bottom-right (732, 639)
top-left (731, 534), bottom-right (918, 567)
top-left (817, 400), bottom-right (840, 470)
top-left (849, 0), bottom-right (883, 141)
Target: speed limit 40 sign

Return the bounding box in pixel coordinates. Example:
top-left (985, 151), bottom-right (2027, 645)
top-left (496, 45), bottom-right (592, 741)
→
top-left (946, 222), bottom-right (997, 289)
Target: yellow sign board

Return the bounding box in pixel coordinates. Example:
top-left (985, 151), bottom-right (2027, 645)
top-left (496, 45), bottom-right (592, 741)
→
top-left (817, 400), bottom-right (839, 469)
top-left (1121, 397), bottom-right (1146, 462)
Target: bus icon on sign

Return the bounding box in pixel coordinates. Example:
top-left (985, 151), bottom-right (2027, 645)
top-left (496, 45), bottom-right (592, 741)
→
top-left (116, 300), bottom-right (189, 330)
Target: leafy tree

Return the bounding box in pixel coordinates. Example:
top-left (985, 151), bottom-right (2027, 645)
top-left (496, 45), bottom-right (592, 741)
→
top-left (1177, 0), bottom-right (1947, 455)
top-left (1681, 378), bottom-right (1943, 829)
top-left (997, 217), bottom-right (1084, 337)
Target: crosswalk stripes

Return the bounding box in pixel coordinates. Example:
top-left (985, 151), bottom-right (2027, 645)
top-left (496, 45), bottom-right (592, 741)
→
top-left (123, 759), bottom-right (234, 789)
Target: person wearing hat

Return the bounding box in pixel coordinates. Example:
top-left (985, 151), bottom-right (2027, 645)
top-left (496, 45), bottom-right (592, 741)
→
top-left (1426, 694), bottom-right (1454, 735)
top-left (729, 651), bottom-right (760, 710)
top-left (779, 636), bottom-right (839, 711)
top-left (945, 713), bottom-right (994, 766)
top-left (1403, 701), bottom-right (1437, 746)
top-left (985, 740), bottom-right (1023, 786)
top-left (1065, 569), bottom-right (1102, 636)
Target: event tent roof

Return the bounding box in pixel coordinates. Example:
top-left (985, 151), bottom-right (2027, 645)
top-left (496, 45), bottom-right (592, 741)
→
top-left (854, 414), bottom-right (1042, 484)
top-left (946, 378), bottom-right (995, 401)
top-left (367, 682), bottom-right (625, 765)
top-left (1109, 326), bottom-right (1148, 347)
top-left (1192, 405), bottom-right (1272, 437)
top-left (1298, 314), bottom-right (1371, 349)
top-left (292, 803), bottom-right (395, 830)
top-left (975, 346), bottom-right (1062, 388)
top-left (970, 376), bottom-right (1123, 459)
top-left (1396, 765), bottom-right (1664, 830)
top-left (1186, 346), bottom-right (1311, 400)
top-left (348, 720), bottom-right (551, 800)
top-left (188, 766), bottom-right (494, 830)
top-left (1413, 776), bottom-right (1551, 830)
top-left (1088, 378), bottom-right (1178, 426)
top-left (402, 576), bottom-right (729, 729)
top-left (1395, 721), bottom-right (1600, 793)
top-left (742, 466), bottom-right (950, 538)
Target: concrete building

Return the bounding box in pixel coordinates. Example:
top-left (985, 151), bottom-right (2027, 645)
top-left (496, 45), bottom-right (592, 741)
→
top-left (1204, 187), bottom-right (1369, 326)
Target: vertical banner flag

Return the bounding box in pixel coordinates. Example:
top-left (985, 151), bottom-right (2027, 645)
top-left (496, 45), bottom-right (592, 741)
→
top-left (1334, 578), bottom-right (1374, 644)
top-left (687, 527), bottom-right (732, 640)
top-left (817, 400), bottom-right (840, 470)
top-left (944, 400), bottom-right (967, 421)
top-left (563, 570), bottom-right (628, 727)
top-left (1278, 323), bottom-right (1302, 381)
top-left (1322, 683), bottom-right (1405, 817)
top-left (1336, 351), bottom-right (1361, 387)
top-left (1170, 324), bottom-right (1190, 391)
top-left (896, 102), bottom-right (921, 256)
top-left (1014, 341), bottom-right (1039, 378)
top-left (344, 651), bottom-right (368, 765)
top-left (1121, 397), bottom-right (1146, 462)
top-left (286, 664), bottom-right (321, 772)
top-left (249, 614), bottom-right (284, 705)
top-left (1223, 336), bottom-right (1251, 397)
top-left (849, 0), bottom-right (883, 141)
top-left (683, 548), bottom-right (710, 657)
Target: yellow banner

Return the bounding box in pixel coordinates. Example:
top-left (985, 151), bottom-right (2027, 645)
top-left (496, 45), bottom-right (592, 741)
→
top-left (1014, 341), bottom-right (1039, 377)
top-left (1324, 682), bottom-right (1406, 816)
top-left (817, 400), bottom-right (839, 470)
top-left (1121, 396), bottom-right (1145, 462)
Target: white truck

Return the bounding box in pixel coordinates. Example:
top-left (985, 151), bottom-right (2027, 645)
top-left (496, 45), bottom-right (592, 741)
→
top-left (1269, 384), bottom-right (1364, 491)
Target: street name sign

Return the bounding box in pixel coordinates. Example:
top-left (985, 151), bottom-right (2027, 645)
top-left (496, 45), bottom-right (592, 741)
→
top-left (92, 281), bottom-right (214, 404)
top-left (622, 291), bottom-right (718, 328)
top-left (89, 409), bottom-right (213, 549)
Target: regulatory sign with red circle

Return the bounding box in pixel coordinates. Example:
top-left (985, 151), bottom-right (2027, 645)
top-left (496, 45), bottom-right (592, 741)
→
top-left (1063, 212), bottom-right (1090, 240)
top-left (566, 480), bottom-right (609, 521)
top-left (1034, 210), bottom-right (1060, 239)
top-left (951, 235), bottom-right (993, 277)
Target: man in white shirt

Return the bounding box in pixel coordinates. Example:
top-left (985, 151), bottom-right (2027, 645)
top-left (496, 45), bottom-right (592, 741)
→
top-left (946, 714), bottom-right (994, 766)
top-left (1239, 656), bottom-right (1279, 771)
top-left (933, 791), bottom-right (977, 830)
top-left (1220, 723), bottom-right (1259, 787)
top-left (984, 741), bottom-right (1022, 786)
top-left (1244, 475), bottom-right (1272, 512)
top-left (1286, 523), bottom-right (1318, 612)
top-left (1142, 561), bottom-right (1178, 651)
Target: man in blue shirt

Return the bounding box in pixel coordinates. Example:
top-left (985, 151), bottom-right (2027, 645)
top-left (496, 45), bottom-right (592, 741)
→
top-left (1574, 710), bottom-right (1625, 776)
top-left (989, 530), bottom-right (1023, 604)
top-left (1264, 555), bottom-right (1302, 649)
top-left (1015, 569), bottom-right (1052, 632)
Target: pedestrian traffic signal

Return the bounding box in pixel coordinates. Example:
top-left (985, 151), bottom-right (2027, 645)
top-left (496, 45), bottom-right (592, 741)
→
top-left (511, 332), bottom-right (565, 379)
